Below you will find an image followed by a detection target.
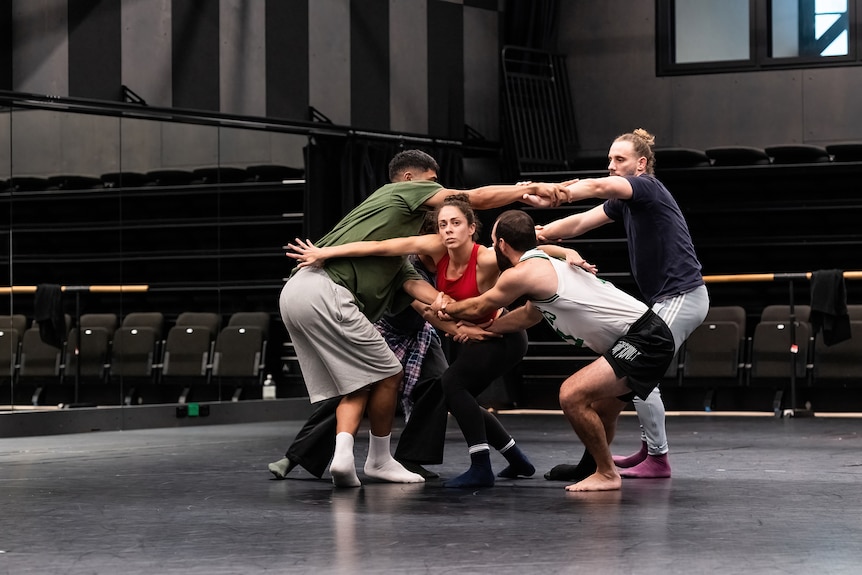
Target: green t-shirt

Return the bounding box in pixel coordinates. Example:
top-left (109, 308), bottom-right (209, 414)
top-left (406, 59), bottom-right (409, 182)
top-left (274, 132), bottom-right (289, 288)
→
top-left (316, 180), bottom-right (443, 322)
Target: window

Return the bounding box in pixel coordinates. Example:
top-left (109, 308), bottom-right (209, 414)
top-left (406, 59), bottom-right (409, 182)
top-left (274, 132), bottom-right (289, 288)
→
top-left (657, 0), bottom-right (860, 75)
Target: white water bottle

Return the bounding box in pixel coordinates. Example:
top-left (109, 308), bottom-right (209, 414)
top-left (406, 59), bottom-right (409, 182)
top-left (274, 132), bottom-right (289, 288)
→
top-left (262, 373), bottom-right (276, 400)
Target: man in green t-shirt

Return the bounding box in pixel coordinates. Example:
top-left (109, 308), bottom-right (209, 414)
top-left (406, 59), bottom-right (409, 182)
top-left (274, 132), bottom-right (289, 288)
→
top-left (279, 149), bottom-right (567, 487)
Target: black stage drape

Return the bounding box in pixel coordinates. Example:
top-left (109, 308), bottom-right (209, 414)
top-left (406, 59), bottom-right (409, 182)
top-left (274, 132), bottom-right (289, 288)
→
top-left (304, 135), bottom-right (463, 241)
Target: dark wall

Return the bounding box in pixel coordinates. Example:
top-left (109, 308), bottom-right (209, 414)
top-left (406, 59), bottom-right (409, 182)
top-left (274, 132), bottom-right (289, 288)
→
top-left (558, 2), bottom-right (862, 154)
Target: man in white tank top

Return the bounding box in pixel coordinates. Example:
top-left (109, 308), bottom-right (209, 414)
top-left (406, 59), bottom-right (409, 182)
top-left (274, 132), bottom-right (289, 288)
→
top-left (431, 210), bottom-right (674, 492)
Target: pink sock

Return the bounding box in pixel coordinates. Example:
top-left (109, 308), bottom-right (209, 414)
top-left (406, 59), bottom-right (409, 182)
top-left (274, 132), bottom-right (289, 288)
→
top-left (613, 441), bottom-right (648, 468)
top-left (618, 453), bottom-right (671, 479)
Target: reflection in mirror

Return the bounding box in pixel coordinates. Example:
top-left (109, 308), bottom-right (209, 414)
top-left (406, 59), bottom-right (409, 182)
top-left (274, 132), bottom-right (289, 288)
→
top-left (211, 127), bottom-right (306, 402)
top-left (6, 108), bottom-right (122, 412)
top-left (118, 118), bottom-right (221, 404)
top-left (1, 105), bottom-right (11, 411)
top-left (1, 98), bottom-right (313, 427)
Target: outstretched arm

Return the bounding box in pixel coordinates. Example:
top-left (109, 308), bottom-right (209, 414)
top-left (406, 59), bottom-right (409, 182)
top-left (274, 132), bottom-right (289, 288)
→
top-left (564, 175), bottom-right (633, 203)
top-left (423, 181), bottom-right (569, 210)
top-left (535, 204), bottom-right (612, 242)
top-left (286, 234), bottom-right (443, 268)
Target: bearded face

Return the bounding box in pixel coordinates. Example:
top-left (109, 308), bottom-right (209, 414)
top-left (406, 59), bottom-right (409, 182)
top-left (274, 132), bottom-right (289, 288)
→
top-left (495, 241), bottom-right (513, 271)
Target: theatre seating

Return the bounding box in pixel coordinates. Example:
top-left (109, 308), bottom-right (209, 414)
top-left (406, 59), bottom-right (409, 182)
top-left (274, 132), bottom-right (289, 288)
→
top-left (765, 145), bottom-right (831, 164)
top-left (66, 314), bottom-right (119, 383)
top-left (46, 174), bottom-right (103, 190)
top-left (245, 164), bottom-right (305, 182)
top-left (212, 326), bottom-right (265, 379)
top-left (705, 146), bottom-right (771, 166)
top-left (100, 171), bottom-right (148, 188)
top-left (211, 312), bottom-right (271, 402)
top-left (0, 315), bottom-right (29, 394)
top-left (654, 147), bottom-right (711, 169)
top-left (10, 314), bottom-right (70, 405)
top-left (812, 322), bottom-right (862, 382)
top-left (750, 305), bottom-right (811, 381)
top-left (811, 304), bottom-right (862, 384)
top-left (18, 315), bottom-right (72, 378)
top-left (226, 311), bottom-right (270, 335)
top-left (192, 167), bottom-right (249, 184)
top-left (144, 170), bottom-right (195, 186)
top-left (825, 142), bottom-right (862, 162)
top-left (683, 306), bottom-right (747, 382)
top-left (0, 314), bottom-right (28, 337)
top-left (675, 306), bottom-right (746, 410)
top-left (110, 312), bottom-right (164, 379)
top-left (161, 312), bottom-right (221, 379)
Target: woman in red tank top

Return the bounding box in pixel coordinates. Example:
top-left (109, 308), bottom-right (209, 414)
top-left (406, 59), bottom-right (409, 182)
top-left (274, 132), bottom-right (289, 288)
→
top-left (286, 195), bottom-right (591, 488)
top-left (288, 194), bottom-right (508, 343)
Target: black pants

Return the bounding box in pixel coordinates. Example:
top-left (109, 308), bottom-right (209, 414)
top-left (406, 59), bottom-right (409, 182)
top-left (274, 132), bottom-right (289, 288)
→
top-left (442, 330), bottom-right (528, 450)
top-left (285, 338), bottom-right (449, 478)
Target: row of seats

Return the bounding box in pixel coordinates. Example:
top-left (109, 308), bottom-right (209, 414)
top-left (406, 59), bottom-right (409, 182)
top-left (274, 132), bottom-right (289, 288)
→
top-left (656, 143), bottom-right (862, 168)
top-left (567, 143), bottom-right (862, 172)
top-left (666, 304), bottom-right (862, 387)
top-left (1, 164), bottom-right (305, 192)
top-left (0, 311), bottom-right (271, 393)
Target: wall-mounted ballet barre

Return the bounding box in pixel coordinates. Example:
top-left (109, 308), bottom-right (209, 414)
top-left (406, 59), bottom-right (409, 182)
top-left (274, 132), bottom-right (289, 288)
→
top-left (0, 284), bottom-right (149, 405)
top-left (0, 285), bottom-right (149, 294)
top-left (701, 270), bottom-right (862, 417)
top-left (703, 271), bottom-right (862, 283)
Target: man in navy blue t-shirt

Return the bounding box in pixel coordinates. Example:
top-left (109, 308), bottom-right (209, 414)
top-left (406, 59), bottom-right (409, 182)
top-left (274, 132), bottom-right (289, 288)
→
top-left (537, 128), bottom-right (709, 481)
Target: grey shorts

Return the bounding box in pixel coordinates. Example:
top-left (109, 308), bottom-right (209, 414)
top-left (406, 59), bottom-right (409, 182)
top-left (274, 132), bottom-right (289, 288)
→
top-left (279, 267), bottom-right (402, 403)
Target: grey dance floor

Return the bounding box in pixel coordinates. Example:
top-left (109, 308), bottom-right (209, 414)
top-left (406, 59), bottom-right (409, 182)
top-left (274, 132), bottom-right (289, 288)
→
top-left (2, 411), bottom-right (862, 574)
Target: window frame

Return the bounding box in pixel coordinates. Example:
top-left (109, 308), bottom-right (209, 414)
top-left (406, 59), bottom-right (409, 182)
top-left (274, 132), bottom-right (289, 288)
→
top-left (657, 0), bottom-right (860, 76)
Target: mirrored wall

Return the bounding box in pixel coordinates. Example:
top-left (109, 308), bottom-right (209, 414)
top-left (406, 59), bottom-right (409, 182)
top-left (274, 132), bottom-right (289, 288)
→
top-left (0, 96), bottom-right (308, 421)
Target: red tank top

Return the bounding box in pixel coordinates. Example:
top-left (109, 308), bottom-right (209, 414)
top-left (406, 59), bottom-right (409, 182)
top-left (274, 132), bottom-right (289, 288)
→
top-left (436, 243), bottom-right (498, 324)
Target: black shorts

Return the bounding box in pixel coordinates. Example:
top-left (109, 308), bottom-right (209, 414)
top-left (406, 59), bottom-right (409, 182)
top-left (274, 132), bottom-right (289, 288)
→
top-left (602, 309), bottom-right (675, 401)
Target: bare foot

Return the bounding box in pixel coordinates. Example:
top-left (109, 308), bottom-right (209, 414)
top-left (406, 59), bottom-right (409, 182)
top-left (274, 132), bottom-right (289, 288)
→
top-left (564, 471), bottom-right (622, 492)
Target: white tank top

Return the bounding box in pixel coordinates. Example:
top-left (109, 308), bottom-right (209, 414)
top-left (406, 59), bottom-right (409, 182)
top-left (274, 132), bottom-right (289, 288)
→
top-left (520, 249), bottom-right (649, 353)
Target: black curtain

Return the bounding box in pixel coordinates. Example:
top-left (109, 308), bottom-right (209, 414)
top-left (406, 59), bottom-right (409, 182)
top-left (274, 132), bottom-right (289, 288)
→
top-left (304, 136), bottom-right (463, 241)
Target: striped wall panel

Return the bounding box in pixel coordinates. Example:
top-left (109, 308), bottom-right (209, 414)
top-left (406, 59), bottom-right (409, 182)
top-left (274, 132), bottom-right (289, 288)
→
top-left (68, 0), bottom-right (121, 101)
top-left (11, 0), bottom-right (68, 96)
top-left (5, 0), bottom-right (502, 140)
top-left (1, 0), bottom-right (12, 90)
top-left (428, 0), bottom-right (465, 138)
top-left (350, 0), bottom-right (390, 130)
top-left (171, 0), bottom-right (219, 111)
top-left (121, 0), bottom-right (172, 107)
top-left (266, 0), bottom-right (308, 121)
top-left (390, 0), bottom-right (429, 134)
top-left (220, 0), bottom-right (266, 118)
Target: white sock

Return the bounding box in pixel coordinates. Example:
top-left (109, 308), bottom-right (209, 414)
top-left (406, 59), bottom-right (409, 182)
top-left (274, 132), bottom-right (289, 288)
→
top-left (330, 432), bottom-right (361, 487)
top-left (364, 431), bottom-right (424, 484)
top-left (366, 431), bottom-right (393, 468)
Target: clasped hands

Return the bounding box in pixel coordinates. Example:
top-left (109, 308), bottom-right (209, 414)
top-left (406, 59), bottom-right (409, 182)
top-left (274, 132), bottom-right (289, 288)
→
top-left (429, 291), bottom-right (498, 343)
top-left (519, 179), bottom-right (578, 208)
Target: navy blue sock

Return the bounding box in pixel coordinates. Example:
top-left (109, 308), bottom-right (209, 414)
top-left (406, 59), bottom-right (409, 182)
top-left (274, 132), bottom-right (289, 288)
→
top-left (443, 449), bottom-right (495, 488)
top-left (497, 443), bottom-right (535, 478)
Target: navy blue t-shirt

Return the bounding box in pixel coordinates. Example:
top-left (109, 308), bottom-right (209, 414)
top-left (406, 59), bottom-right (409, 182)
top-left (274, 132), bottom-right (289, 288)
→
top-left (603, 175), bottom-right (703, 306)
